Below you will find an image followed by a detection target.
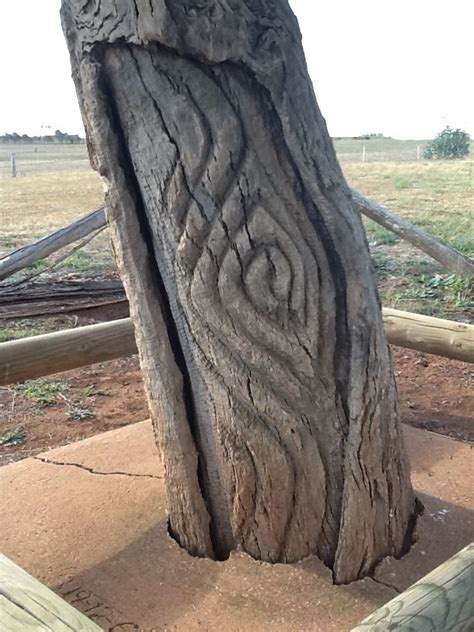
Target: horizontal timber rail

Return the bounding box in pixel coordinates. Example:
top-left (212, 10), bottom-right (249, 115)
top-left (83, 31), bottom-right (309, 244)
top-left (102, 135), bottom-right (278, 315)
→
top-left (350, 543), bottom-right (473, 631)
top-left (0, 309), bottom-right (473, 386)
top-left (382, 309), bottom-right (473, 363)
top-left (0, 319), bottom-right (136, 386)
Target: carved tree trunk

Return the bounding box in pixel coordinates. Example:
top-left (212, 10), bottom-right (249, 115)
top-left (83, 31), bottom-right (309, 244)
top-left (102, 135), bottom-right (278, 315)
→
top-left (61, 0), bottom-right (418, 583)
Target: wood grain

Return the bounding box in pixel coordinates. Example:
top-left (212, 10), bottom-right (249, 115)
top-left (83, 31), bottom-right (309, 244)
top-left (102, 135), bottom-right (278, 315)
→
top-left (383, 308), bottom-right (474, 364)
top-left (61, 0), bottom-right (418, 582)
top-left (0, 318), bottom-right (136, 385)
top-left (351, 543), bottom-right (474, 631)
top-left (0, 554), bottom-right (102, 631)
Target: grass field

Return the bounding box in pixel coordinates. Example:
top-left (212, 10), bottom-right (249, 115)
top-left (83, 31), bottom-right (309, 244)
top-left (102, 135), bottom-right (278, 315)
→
top-left (1, 140), bottom-right (472, 320)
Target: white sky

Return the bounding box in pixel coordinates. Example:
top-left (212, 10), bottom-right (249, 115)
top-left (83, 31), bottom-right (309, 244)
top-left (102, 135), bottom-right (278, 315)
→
top-left (0, 0), bottom-right (472, 139)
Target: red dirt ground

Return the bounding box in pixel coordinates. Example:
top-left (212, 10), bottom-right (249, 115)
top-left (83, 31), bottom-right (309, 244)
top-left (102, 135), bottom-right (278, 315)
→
top-left (1, 312), bottom-right (472, 466)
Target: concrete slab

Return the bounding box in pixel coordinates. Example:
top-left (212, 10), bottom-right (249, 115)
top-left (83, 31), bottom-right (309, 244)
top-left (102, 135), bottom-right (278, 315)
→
top-left (375, 427), bottom-right (473, 591)
top-left (0, 421), bottom-right (472, 631)
top-left (34, 420), bottom-right (164, 478)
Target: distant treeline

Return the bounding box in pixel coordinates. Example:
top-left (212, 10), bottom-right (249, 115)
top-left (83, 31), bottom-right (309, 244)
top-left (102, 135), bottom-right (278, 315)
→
top-left (0, 130), bottom-right (84, 144)
top-left (332, 133), bottom-right (390, 141)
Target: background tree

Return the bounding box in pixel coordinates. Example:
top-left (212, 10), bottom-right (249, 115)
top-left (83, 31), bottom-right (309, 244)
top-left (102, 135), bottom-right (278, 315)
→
top-left (61, 0), bottom-right (419, 583)
top-left (424, 126), bottom-right (470, 159)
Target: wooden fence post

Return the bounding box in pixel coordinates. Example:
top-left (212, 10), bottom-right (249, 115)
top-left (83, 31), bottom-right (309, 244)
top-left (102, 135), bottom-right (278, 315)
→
top-left (10, 153), bottom-right (16, 178)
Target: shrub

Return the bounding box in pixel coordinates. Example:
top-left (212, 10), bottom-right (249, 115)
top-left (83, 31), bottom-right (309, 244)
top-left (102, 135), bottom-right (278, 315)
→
top-left (424, 126), bottom-right (470, 160)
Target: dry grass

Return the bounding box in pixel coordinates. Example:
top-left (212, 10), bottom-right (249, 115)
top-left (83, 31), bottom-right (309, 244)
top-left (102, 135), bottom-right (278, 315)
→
top-left (0, 142), bottom-right (472, 319)
top-left (0, 143), bottom-right (108, 270)
top-left (342, 159), bottom-right (474, 255)
top-left (340, 159), bottom-right (473, 319)
top-left (1, 171), bottom-right (102, 240)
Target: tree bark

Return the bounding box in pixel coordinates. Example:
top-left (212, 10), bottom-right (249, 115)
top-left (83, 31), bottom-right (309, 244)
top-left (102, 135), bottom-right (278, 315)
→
top-left (61, 0), bottom-right (418, 583)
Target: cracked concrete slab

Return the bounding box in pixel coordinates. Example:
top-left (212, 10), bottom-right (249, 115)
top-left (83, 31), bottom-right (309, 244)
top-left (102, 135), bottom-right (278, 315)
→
top-left (0, 421), bottom-right (472, 631)
top-left (32, 455), bottom-right (163, 480)
top-left (35, 419), bottom-right (164, 478)
top-left (0, 452), bottom-right (165, 587)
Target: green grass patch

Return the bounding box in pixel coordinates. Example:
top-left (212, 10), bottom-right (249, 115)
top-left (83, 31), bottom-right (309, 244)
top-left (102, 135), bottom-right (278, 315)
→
top-left (67, 406), bottom-right (95, 421)
top-left (450, 235), bottom-right (474, 256)
top-left (0, 321), bottom-right (44, 343)
top-left (81, 386), bottom-right (107, 398)
top-left (393, 175), bottom-right (411, 190)
top-left (62, 249), bottom-right (98, 272)
top-left (0, 235), bottom-right (28, 250)
top-left (24, 258), bottom-right (49, 272)
top-left (380, 271), bottom-right (473, 318)
top-left (364, 219), bottom-right (398, 246)
top-left (16, 379), bottom-right (71, 407)
top-left (0, 428), bottom-right (27, 446)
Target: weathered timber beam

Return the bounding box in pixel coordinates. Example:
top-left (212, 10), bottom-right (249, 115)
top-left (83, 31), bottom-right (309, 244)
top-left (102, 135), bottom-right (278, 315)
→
top-left (0, 207), bottom-right (106, 281)
top-left (0, 318), bottom-right (136, 385)
top-left (0, 554), bottom-right (102, 631)
top-left (352, 190), bottom-right (474, 278)
top-left (383, 308), bottom-right (474, 363)
top-left (0, 309), bottom-right (472, 386)
top-left (350, 543), bottom-right (474, 631)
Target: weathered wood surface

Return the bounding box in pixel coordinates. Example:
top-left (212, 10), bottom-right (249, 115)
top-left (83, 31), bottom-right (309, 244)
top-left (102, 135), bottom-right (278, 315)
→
top-left (351, 543), bottom-right (474, 631)
top-left (1, 308), bottom-right (473, 386)
top-left (0, 278), bottom-right (125, 318)
top-left (353, 190), bottom-right (474, 278)
top-left (0, 554), bottom-right (102, 631)
top-left (0, 207), bottom-right (105, 282)
top-left (0, 318), bottom-right (136, 386)
top-left (62, 0), bottom-right (417, 582)
top-left (383, 308), bottom-right (474, 364)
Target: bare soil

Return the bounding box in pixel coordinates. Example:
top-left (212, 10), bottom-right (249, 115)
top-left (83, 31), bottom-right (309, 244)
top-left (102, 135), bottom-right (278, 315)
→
top-left (0, 311), bottom-right (472, 466)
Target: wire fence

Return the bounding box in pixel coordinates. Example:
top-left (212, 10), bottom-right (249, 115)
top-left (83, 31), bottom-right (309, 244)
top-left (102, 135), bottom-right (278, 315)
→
top-left (0, 139), bottom-right (436, 179)
top-left (0, 143), bottom-right (90, 178)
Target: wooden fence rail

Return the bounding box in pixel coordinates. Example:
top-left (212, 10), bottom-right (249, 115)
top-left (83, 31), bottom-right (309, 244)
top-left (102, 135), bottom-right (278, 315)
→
top-left (353, 191), bottom-right (474, 278)
top-left (382, 309), bottom-right (473, 362)
top-left (350, 543), bottom-right (474, 631)
top-left (0, 309), bottom-right (472, 386)
top-left (0, 207), bottom-right (105, 281)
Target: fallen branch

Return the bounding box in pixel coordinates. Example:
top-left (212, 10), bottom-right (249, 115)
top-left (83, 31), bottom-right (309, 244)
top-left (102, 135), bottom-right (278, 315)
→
top-left (352, 190), bottom-right (474, 278)
top-left (0, 207), bottom-right (106, 281)
top-left (0, 309), bottom-right (472, 386)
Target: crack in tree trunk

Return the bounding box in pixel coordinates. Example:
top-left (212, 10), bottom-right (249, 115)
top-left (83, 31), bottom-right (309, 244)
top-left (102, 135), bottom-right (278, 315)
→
top-left (61, 0), bottom-right (419, 583)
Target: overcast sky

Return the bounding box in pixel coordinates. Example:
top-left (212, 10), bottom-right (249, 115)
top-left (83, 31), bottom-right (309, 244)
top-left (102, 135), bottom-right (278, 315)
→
top-left (0, 0), bottom-right (472, 139)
